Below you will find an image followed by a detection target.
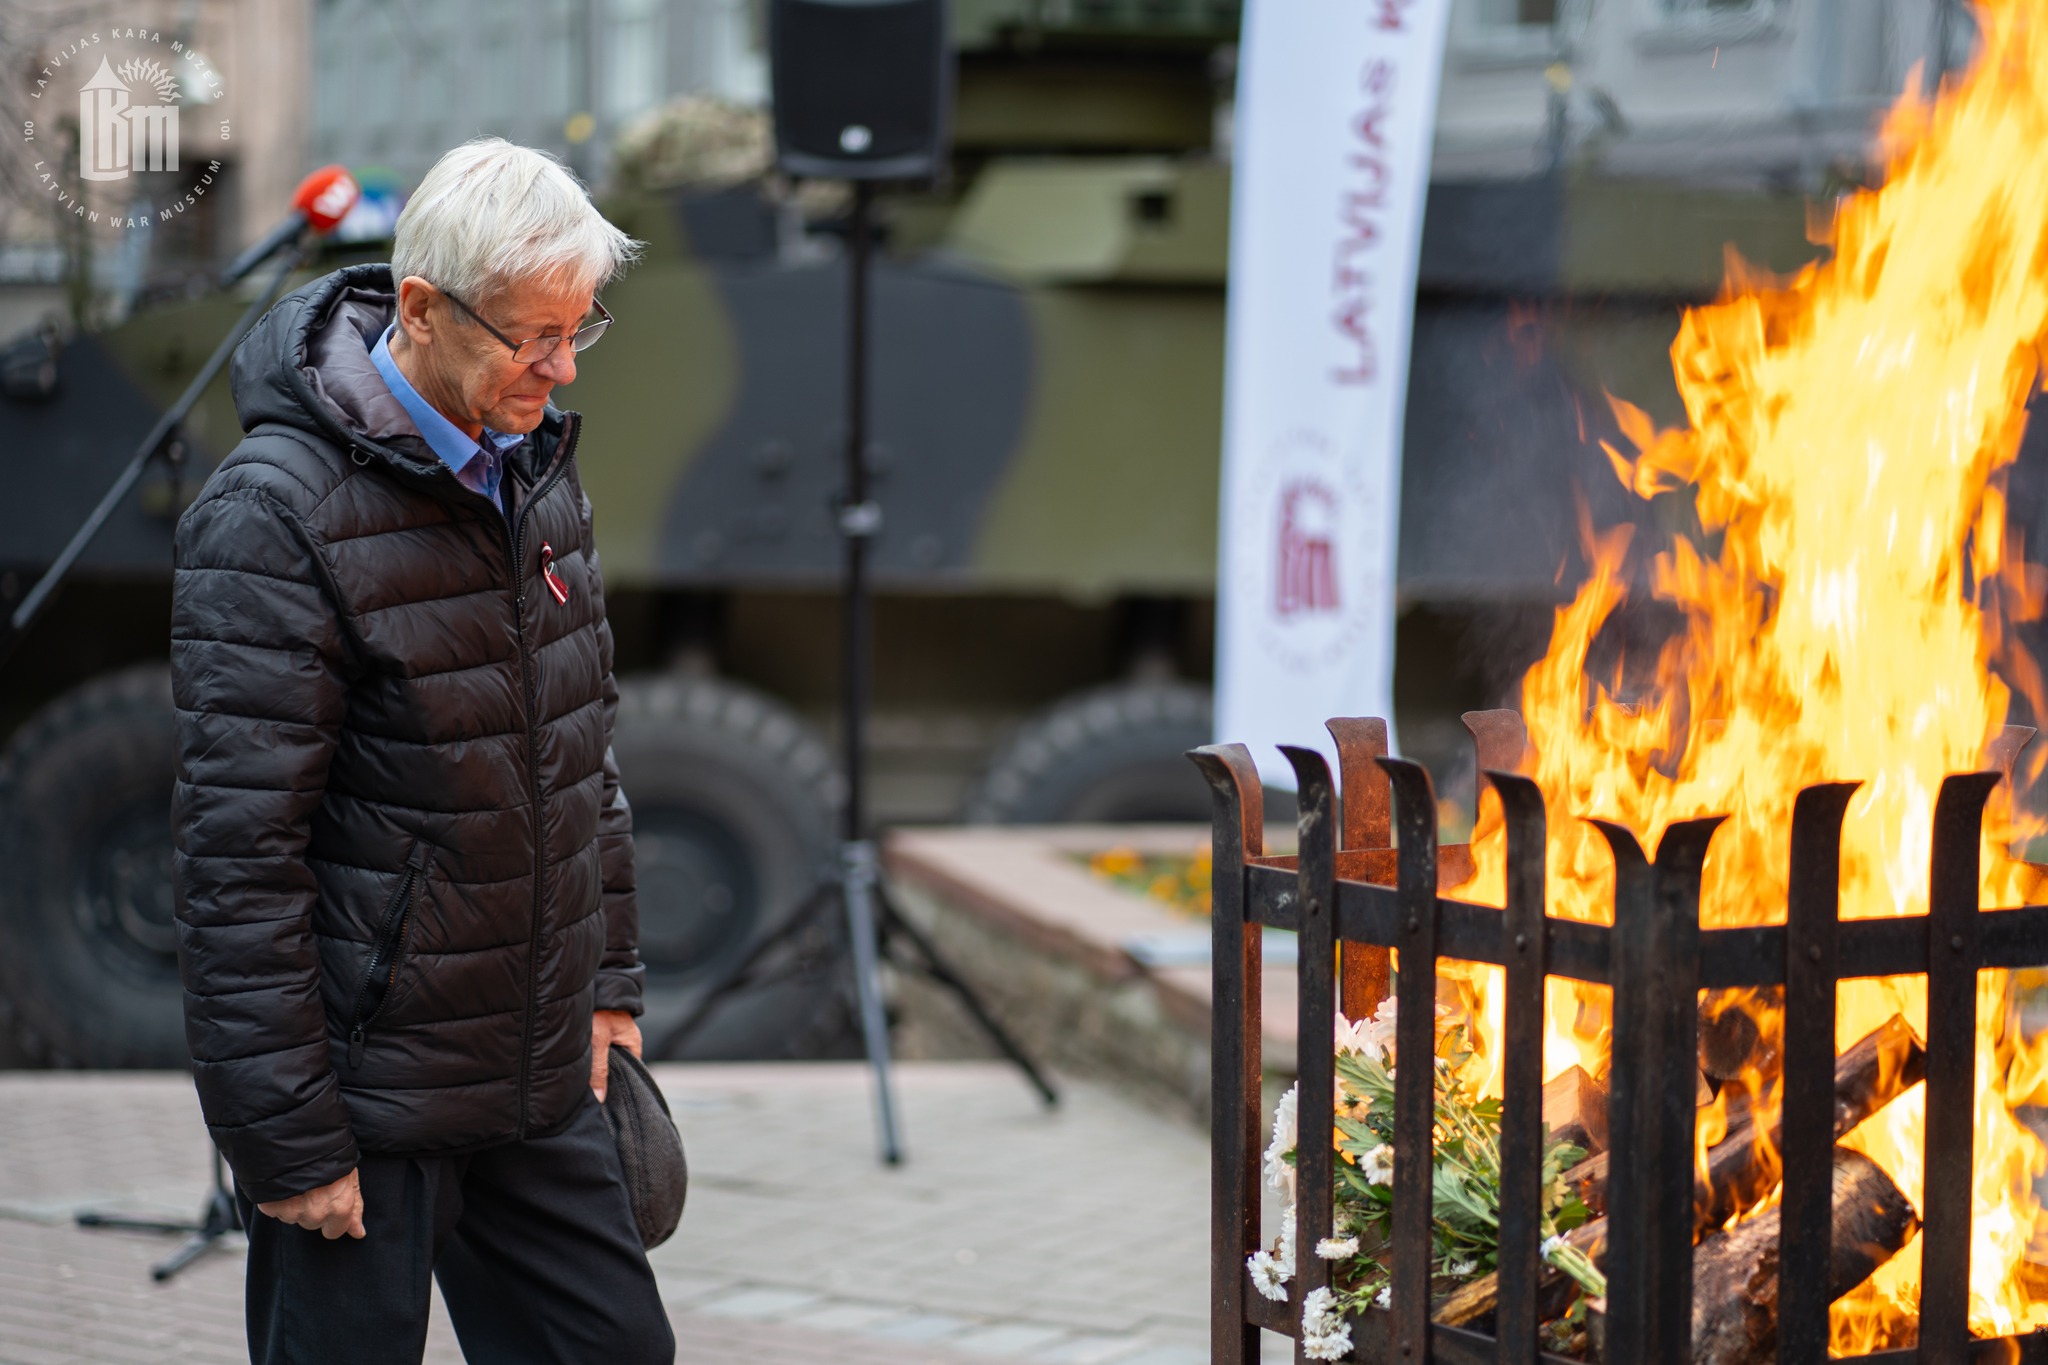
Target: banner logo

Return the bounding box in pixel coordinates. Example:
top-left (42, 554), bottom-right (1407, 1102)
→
top-left (1275, 480), bottom-right (1341, 618)
top-left (1252, 429), bottom-right (1377, 672)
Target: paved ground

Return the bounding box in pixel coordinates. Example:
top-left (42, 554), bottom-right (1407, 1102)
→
top-left (0, 1063), bottom-right (1264, 1364)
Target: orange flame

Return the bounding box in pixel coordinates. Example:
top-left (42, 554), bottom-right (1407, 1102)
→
top-left (1444, 1), bottom-right (2048, 1345)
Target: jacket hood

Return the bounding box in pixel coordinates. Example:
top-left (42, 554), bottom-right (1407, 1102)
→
top-left (229, 262), bottom-right (564, 479)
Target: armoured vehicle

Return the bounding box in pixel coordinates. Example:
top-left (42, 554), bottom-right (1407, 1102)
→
top-left (0, 0), bottom-right (1822, 1066)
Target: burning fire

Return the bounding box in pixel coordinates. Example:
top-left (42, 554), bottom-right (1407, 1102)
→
top-left (1441, 1), bottom-right (2048, 1347)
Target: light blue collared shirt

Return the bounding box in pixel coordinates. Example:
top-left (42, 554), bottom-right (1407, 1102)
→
top-left (369, 324), bottom-right (525, 514)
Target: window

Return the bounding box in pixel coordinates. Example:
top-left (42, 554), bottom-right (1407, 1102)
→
top-left (1663, 0), bottom-right (1767, 13)
top-left (1633, 0), bottom-right (1781, 55)
top-left (1458, 0), bottom-right (1563, 63)
top-left (312, 11), bottom-right (351, 140)
top-left (414, 26), bottom-right (454, 127)
top-left (479, 20), bottom-right (519, 122)
top-left (1478, 0), bottom-right (1557, 27)
top-left (604, 0), bottom-right (664, 125)
top-left (540, 0), bottom-right (576, 116)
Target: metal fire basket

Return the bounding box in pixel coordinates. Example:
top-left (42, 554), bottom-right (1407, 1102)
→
top-left (1193, 711), bottom-right (2048, 1365)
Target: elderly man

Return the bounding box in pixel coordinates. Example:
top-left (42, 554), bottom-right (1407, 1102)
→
top-left (171, 139), bottom-right (672, 1363)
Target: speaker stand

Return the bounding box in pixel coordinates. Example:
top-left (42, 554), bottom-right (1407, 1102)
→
top-left (652, 182), bottom-right (1056, 1161)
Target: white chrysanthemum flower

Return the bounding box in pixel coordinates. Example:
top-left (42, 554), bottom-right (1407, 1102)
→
top-left (1445, 1256), bottom-right (1476, 1278)
top-left (1263, 1084), bottom-right (1299, 1196)
top-left (1247, 1250), bottom-right (1290, 1302)
top-left (1303, 1321), bottom-right (1353, 1362)
top-left (1316, 1234), bottom-right (1360, 1260)
top-left (1278, 1208), bottom-right (1297, 1267)
top-left (1362, 1143), bottom-right (1395, 1186)
top-left (1375, 1284), bottom-right (1392, 1309)
top-left (1541, 1234), bottom-right (1566, 1261)
top-left (1302, 1289), bottom-right (1357, 1360)
top-left (1361, 996), bottom-right (1398, 1060)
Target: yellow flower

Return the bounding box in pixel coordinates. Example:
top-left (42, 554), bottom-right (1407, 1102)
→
top-left (1090, 847), bottom-right (1142, 877)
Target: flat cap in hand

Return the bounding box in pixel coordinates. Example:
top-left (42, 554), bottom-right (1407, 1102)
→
top-left (601, 1045), bottom-right (686, 1249)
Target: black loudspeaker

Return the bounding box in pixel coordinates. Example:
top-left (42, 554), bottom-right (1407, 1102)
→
top-left (769, 0), bottom-right (952, 181)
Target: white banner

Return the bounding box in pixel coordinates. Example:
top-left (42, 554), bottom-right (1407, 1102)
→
top-left (1213, 0), bottom-right (1451, 786)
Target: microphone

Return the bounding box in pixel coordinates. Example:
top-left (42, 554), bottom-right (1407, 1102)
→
top-left (218, 165), bottom-right (361, 287)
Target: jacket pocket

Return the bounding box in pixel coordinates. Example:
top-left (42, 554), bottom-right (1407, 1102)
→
top-left (345, 840), bottom-right (433, 1070)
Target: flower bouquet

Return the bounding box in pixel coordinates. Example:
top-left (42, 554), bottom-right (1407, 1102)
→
top-left (1248, 999), bottom-right (1607, 1360)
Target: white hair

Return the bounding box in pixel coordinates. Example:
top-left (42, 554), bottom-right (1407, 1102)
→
top-left (391, 138), bottom-right (642, 304)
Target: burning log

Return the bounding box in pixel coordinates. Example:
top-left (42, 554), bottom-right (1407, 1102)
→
top-left (1564, 1013), bottom-right (1924, 1224)
top-left (1689, 1147), bottom-right (1919, 1365)
top-left (1543, 1064), bottom-right (1608, 1156)
top-left (1435, 1015), bottom-right (1924, 1332)
top-left (1694, 1012), bottom-right (1924, 1233)
top-left (1699, 986), bottom-right (1783, 1082)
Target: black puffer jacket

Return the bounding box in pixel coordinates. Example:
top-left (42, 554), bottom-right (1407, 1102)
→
top-left (171, 263), bottom-right (642, 1203)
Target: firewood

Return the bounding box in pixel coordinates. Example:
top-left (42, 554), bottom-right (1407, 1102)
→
top-left (1544, 1064), bottom-right (1608, 1155)
top-left (1699, 986), bottom-right (1784, 1081)
top-left (1689, 1147), bottom-right (1918, 1365)
top-left (1434, 1015), bottom-right (1924, 1332)
top-left (1564, 1014), bottom-right (1923, 1224)
top-left (1694, 1013), bottom-right (1923, 1233)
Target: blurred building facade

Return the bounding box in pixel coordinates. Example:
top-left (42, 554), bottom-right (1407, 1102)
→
top-left (1432, 0), bottom-right (1967, 187)
top-left (946, 0), bottom-right (1964, 192)
top-left (306, 0), bottom-right (766, 189)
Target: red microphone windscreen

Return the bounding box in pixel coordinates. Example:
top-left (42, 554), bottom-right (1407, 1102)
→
top-left (292, 165), bottom-right (361, 234)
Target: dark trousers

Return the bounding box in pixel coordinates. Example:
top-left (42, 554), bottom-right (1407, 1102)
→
top-left (238, 1095), bottom-right (675, 1365)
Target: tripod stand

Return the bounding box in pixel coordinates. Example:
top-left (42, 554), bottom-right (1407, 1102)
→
top-left (652, 182), bottom-right (1056, 1162)
top-left (75, 1148), bottom-right (242, 1282)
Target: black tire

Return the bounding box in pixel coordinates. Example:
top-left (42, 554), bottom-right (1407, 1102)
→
top-left (610, 673), bottom-right (847, 1059)
top-left (962, 680), bottom-right (1217, 824)
top-left (0, 667), bottom-right (849, 1067)
top-left (0, 665), bottom-right (186, 1067)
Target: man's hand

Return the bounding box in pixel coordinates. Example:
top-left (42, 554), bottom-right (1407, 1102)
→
top-left (256, 1169), bottom-right (365, 1240)
top-left (591, 1008), bottom-right (642, 1103)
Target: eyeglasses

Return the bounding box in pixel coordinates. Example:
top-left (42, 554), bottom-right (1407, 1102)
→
top-left (439, 287), bottom-right (612, 365)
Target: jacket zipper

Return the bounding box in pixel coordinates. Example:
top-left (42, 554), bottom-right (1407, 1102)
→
top-left (507, 411), bottom-right (579, 1134)
top-left (346, 840), bottom-right (433, 1070)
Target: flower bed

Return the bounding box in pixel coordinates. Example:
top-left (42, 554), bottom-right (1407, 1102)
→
top-left (1078, 845), bottom-right (1213, 918)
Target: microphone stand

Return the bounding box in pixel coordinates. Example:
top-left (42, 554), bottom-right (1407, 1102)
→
top-left (651, 182), bottom-right (1057, 1162)
top-left (55, 233), bottom-right (311, 1280)
top-left (0, 234), bottom-right (311, 671)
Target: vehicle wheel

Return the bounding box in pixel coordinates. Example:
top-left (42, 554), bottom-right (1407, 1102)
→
top-left (610, 673), bottom-right (847, 1059)
top-left (962, 680), bottom-right (1216, 824)
top-left (0, 665), bottom-right (186, 1067)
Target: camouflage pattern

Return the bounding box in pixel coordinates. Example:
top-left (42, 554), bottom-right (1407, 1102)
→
top-left (13, 167), bottom-right (1818, 612)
